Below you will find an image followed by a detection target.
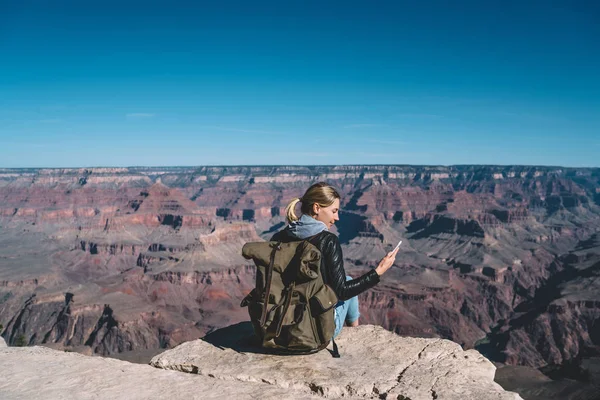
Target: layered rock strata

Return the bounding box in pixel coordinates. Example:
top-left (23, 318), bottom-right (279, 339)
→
top-left (1, 165), bottom-right (599, 375)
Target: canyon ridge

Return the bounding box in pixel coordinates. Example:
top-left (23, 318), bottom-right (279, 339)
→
top-left (1, 165), bottom-right (599, 396)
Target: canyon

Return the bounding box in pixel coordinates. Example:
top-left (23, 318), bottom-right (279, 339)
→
top-left (0, 165), bottom-right (599, 397)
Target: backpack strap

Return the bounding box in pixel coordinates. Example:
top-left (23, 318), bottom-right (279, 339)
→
top-left (260, 242), bottom-right (280, 327)
top-left (274, 281), bottom-right (296, 337)
top-left (331, 337), bottom-right (341, 358)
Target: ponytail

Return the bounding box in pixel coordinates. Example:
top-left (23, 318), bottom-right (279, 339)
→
top-left (285, 197), bottom-right (302, 223)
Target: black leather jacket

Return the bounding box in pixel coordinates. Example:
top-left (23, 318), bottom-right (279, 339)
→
top-left (270, 229), bottom-right (380, 301)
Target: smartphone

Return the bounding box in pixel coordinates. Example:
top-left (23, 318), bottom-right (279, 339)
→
top-left (393, 240), bottom-right (402, 252)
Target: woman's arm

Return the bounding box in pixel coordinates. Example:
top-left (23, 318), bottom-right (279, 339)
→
top-left (321, 234), bottom-right (380, 301)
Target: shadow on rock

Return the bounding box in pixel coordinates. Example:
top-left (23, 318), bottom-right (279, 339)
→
top-left (201, 322), bottom-right (335, 356)
top-left (201, 322), bottom-right (270, 354)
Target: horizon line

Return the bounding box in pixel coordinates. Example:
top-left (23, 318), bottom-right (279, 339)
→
top-left (0, 163), bottom-right (598, 170)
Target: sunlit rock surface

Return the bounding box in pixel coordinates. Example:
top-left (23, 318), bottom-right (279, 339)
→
top-left (0, 324), bottom-right (521, 400)
top-left (150, 324), bottom-right (522, 400)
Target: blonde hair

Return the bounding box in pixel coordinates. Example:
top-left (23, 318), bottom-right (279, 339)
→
top-left (284, 182), bottom-right (340, 223)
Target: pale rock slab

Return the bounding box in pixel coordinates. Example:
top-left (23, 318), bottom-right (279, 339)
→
top-left (0, 345), bottom-right (317, 400)
top-left (151, 323), bottom-right (522, 400)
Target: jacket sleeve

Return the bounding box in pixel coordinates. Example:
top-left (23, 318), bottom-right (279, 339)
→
top-left (321, 234), bottom-right (380, 301)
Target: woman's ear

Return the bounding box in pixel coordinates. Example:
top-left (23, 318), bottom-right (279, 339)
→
top-left (312, 203), bottom-right (320, 216)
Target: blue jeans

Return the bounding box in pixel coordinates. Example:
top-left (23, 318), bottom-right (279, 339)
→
top-left (333, 276), bottom-right (360, 338)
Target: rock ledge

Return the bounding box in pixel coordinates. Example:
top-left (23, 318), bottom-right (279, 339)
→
top-left (151, 323), bottom-right (522, 400)
top-left (0, 324), bottom-right (521, 399)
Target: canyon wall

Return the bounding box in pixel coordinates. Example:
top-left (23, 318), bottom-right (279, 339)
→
top-left (0, 165), bottom-right (599, 374)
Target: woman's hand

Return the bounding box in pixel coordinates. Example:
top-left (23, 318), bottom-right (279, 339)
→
top-left (375, 247), bottom-right (399, 276)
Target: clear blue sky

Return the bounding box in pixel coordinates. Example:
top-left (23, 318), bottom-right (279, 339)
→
top-left (1, 1), bottom-right (598, 167)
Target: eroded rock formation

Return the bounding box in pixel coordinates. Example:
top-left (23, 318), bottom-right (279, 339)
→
top-left (0, 165), bottom-right (599, 383)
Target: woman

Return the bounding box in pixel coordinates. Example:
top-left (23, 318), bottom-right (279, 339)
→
top-left (271, 182), bottom-right (398, 338)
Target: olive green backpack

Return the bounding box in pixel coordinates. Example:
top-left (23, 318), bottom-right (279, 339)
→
top-left (241, 239), bottom-right (340, 356)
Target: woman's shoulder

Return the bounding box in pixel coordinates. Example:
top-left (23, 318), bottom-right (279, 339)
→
top-left (314, 230), bottom-right (340, 249)
top-left (320, 230), bottom-right (338, 241)
top-left (270, 228), bottom-right (338, 246)
top-left (270, 228), bottom-right (294, 242)
top-left (270, 230), bottom-right (284, 242)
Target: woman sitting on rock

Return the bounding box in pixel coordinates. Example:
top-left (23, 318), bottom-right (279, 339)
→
top-left (271, 182), bottom-right (398, 337)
